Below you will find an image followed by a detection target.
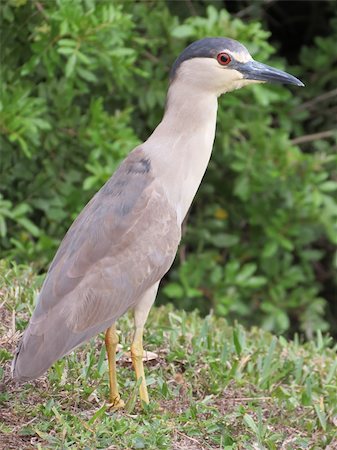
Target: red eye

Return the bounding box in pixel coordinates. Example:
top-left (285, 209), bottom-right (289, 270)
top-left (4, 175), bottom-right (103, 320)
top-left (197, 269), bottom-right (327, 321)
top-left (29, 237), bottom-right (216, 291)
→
top-left (217, 52), bottom-right (231, 66)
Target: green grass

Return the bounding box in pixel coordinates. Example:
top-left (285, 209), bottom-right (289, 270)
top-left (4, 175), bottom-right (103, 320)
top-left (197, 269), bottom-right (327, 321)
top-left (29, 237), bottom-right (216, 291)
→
top-left (1, 260), bottom-right (336, 449)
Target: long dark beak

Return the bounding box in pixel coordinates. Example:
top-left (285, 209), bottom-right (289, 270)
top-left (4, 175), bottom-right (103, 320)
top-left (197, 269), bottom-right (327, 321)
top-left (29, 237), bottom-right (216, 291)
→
top-left (239, 60), bottom-right (304, 87)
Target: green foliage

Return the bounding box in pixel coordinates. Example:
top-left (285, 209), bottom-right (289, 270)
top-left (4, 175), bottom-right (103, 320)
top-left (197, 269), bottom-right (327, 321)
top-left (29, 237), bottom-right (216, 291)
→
top-left (1, 262), bottom-right (337, 448)
top-left (0, 1), bottom-right (336, 336)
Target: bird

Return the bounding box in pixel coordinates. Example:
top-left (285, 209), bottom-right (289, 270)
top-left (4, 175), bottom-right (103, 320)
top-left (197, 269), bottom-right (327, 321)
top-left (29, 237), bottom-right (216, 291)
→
top-left (12, 37), bottom-right (303, 408)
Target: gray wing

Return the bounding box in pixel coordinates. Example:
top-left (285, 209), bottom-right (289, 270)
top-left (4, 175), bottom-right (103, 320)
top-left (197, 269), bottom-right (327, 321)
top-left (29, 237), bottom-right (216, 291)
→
top-left (12, 148), bottom-right (181, 381)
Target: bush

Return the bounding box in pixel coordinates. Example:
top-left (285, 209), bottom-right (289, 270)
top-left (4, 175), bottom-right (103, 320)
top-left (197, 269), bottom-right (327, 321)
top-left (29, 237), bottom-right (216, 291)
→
top-left (1, 1), bottom-right (336, 336)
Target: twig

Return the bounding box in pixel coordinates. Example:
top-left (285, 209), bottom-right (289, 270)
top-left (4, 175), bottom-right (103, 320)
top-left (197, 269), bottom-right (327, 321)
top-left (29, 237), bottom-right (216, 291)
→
top-left (295, 88), bottom-right (337, 111)
top-left (0, 299), bottom-right (6, 309)
top-left (143, 50), bottom-right (160, 64)
top-left (236, 0), bottom-right (275, 18)
top-left (34, 1), bottom-right (49, 21)
top-left (291, 130), bottom-right (335, 145)
top-left (176, 429), bottom-right (204, 446)
top-left (233, 396), bottom-right (272, 402)
top-left (12, 308), bottom-right (16, 334)
top-left (235, 5), bottom-right (256, 18)
top-left (185, 0), bottom-right (197, 16)
top-left (13, 417), bottom-right (37, 433)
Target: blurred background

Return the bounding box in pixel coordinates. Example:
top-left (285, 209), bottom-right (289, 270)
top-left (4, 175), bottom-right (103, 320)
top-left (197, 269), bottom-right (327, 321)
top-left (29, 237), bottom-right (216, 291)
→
top-left (1, 0), bottom-right (336, 338)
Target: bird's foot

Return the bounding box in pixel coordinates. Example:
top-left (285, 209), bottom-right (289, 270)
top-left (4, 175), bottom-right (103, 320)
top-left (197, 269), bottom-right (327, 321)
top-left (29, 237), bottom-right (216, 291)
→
top-left (108, 395), bottom-right (125, 410)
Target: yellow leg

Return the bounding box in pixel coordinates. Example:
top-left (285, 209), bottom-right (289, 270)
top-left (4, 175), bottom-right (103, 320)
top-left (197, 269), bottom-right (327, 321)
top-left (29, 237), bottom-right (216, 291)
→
top-left (131, 326), bottom-right (149, 405)
top-left (105, 324), bottom-right (125, 408)
top-left (130, 282), bottom-right (160, 406)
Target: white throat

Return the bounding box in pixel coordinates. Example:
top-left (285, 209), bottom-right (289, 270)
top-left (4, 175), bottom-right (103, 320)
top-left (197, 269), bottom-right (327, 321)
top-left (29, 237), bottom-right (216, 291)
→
top-left (143, 81), bottom-right (218, 224)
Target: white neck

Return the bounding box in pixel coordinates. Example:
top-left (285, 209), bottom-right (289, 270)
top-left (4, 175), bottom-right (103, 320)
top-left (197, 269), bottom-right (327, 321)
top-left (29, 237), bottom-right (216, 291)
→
top-left (143, 80), bottom-right (218, 224)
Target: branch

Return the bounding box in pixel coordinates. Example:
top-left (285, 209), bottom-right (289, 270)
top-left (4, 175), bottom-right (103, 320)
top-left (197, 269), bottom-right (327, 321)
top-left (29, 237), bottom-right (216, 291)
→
top-left (295, 88), bottom-right (337, 111)
top-left (185, 0), bottom-right (197, 16)
top-left (143, 50), bottom-right (160, 64)
top-left (291, 130), bottom-right (336, 145)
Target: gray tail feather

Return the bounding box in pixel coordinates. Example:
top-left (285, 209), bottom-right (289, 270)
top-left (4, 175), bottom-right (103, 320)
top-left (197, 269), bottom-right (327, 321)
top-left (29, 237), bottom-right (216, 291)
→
top-left (11, 338), bottom-right (23, 380)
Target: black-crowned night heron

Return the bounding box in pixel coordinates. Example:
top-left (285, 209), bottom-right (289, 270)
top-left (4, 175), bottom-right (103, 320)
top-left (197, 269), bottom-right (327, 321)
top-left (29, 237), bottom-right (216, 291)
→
top-left (12, 37), bottom-right (303, 407)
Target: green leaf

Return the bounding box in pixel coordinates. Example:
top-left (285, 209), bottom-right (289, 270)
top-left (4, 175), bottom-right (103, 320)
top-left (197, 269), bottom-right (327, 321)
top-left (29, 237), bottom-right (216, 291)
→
top-left (234, 175), bottom-right (250, 200)
top-left (244, 276), bottom-right (267, 288)
top-left (314, 404), bottom-right (327, 431)
top-left (171, 25), bottom-right (194, 38)
top-left (133, 436), bottom-right (146, 449)
top-left (16, 218), bottom-right (40, 237)
top-left (262, 241), bottom-right (278, 258)
top-left (243, 414), bottom-right (259, 434)
top-left (163, 283), bottom-right (184, 299)
top-left (57, 47), bottom-right (75, 55)
top-left (320, 181), bottom-right (337, 192)
top-left (0, 217), bottom-right (7, 237)
top-left (261, 337), bottom-right (277, 386)
top-left (11, 203), bottom-right (31, 218)
top-left (77, 67), bottom-right (97, 83)
top-left (65, 54), bottom-right (77, 77)
top-left (232, 328), bottom-right (242, 356)
top-left (83, 176), bottom-right (98, 191)
top-left (58, 39), bottom-right (77, 47)
top-left (211, 233), bottom-right (239, 248)
top-left (236, 263), bottom-right (257, 283)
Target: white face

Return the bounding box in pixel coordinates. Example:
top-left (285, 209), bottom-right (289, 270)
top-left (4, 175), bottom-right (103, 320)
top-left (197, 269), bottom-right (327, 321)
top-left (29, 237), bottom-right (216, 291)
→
top-left (174, 49), bottom-right (262, 96)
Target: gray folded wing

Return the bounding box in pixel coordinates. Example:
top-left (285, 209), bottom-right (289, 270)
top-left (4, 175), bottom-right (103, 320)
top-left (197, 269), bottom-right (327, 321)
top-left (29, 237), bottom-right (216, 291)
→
top-left (12, 147), bottom-right (181, 381)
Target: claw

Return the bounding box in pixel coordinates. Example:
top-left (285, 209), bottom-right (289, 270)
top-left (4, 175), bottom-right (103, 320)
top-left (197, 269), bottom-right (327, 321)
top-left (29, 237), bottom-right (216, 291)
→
top-left (108, 395), bottom-right (125, 410)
